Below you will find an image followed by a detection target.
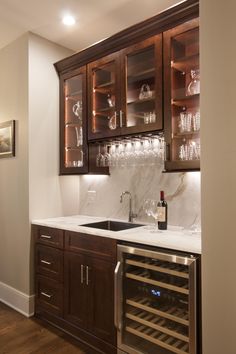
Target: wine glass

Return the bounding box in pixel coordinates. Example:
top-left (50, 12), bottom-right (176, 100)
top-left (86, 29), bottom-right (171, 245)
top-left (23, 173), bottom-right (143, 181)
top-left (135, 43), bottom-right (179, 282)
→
top-left (96, 144), bottom-right (104, 167)
top-left (143, 199), bottom-right (154, 230)
top-left (149, 199), bottom-right (162, 233)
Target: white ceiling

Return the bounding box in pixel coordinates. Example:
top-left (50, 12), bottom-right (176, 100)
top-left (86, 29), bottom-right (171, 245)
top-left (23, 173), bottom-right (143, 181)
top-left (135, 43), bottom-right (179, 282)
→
top-left (0, 0), bottom-right (181, 52)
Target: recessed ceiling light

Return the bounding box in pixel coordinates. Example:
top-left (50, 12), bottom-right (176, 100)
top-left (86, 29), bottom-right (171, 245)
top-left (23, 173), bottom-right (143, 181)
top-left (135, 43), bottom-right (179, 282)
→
top-left (62, 15), bottom-right (76, 26)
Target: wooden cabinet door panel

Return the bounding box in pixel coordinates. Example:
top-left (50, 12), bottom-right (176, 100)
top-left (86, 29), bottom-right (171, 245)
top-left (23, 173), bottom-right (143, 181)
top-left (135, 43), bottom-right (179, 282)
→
top-left (64, 252), bottom-right (88, 328)
top-left (87, 256), bottom-right (116, 345)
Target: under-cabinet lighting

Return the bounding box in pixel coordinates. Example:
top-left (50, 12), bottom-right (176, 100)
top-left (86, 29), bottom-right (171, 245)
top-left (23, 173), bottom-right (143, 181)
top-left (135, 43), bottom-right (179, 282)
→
top-left (62, 15), bottom-right (76, 26)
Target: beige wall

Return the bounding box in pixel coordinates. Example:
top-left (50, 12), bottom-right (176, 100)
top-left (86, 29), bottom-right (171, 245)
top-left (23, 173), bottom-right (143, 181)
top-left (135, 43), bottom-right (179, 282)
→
top-left (0, 33), bottom-right (76, 298)
top-left (201, 1), bottom-right (236, 353)
top-left (0, 34), bottom-right (30, 293)
top-left (28, 33), bottom-right (77, 222)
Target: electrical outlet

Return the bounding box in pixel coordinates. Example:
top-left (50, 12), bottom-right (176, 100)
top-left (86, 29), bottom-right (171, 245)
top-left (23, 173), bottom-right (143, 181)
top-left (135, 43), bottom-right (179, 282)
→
top-left (87, 190), bottom-right (97, 203)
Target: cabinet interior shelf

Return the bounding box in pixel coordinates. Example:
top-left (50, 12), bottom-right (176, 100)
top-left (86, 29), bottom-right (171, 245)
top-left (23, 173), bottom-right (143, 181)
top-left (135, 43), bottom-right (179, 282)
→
top-left (127, 97), bottom-right (155, 105)
top-left (128, 68), bottom-right (155, 82)
top-left (65, 122), bottom-right (82, 127)
top-left (66, 90), bottom-right (82, 98)
top-left (172, 159), bottom-right (200, 163)
top-left (171, 93), bottom-right (199, 107)
top-left (173, 131), bottom-right (200, 139)
top-left (94, 81), bottom-right (114, 90)
top-left (95, 107), bottom-right (115, 114)
top-left (65, 146), bottom-right (82, 151)
top-left (171, 54), bottom-right (199, 73)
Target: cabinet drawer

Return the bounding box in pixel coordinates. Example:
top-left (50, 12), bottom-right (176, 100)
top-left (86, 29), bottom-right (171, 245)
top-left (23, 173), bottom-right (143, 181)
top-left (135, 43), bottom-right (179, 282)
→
top-left (34, 226), bottom-right (64, 249)
top-left (65, 231), bottom-right (117, 262)
top-left (35, 275), bottom-right (63, 316)
top-left (35, 245), bottom-right (63, 281)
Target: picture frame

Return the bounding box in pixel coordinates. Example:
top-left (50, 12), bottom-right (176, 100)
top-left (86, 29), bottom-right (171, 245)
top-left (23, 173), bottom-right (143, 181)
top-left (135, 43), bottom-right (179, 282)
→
top-left (0, 120), bottom-right (15, 158)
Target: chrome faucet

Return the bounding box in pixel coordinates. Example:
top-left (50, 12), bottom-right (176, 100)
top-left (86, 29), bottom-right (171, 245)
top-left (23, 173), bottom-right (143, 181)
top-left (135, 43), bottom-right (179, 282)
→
top-left (120, 191), bottom-right (137, 223)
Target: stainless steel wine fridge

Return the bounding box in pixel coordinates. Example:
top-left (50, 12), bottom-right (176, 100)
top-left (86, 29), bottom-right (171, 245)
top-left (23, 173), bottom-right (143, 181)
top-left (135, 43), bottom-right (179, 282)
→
top-left (114, 244), bottom-right (200, 354)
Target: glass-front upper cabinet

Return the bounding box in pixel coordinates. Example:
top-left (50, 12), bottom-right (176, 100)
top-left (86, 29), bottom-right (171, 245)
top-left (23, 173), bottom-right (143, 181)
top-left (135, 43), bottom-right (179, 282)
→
top-left (88, 53), bottom-right (120, 140)
top-left (87, 36), bottom-right (163, 140)
top-left (60, 67), bottom-right (88, 174)
top-left (120, 35), bottom-right (163, 135)
top-left (164, 18), bottom-right (200, 172)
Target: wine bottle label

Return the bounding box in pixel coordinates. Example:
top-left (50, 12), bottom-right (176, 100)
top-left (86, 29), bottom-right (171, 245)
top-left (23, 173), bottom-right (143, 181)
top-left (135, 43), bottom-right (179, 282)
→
top-left (157, 206), bottom-right (166, 222)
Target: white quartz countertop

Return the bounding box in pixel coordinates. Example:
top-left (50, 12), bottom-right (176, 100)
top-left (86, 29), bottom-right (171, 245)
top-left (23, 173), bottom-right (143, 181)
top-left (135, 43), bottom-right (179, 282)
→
top-left (32, 215), bottom-right (201, 254)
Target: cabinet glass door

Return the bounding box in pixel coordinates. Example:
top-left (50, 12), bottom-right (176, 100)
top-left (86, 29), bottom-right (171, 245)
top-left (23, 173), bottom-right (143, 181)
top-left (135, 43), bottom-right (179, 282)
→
top-left (88, 54), bottom-right (120, 140)
top-left (164, 19), bottom-right (200, 171)
top-left (61, 67), bottom-right (88, 174)
top-left (121, 36), bottom-right (163, 135)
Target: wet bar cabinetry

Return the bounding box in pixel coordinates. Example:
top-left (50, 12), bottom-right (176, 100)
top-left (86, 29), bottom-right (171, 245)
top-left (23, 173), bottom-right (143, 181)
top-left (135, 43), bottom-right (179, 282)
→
top-left (87, 36), bottom-right (163, 140)
top-left (33, 225), bottom-right (117, 354)
top-left (54, 0), bottom-right (199, 174)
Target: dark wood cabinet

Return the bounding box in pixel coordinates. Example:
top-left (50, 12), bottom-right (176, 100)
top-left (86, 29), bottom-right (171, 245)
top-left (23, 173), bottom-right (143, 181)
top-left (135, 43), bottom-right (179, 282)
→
top-left (33, 224), bottom-right (117, 353)
top-left (55, 0), bottom-right (199, 173)
top-left (64, 230), bottom-right (117, 345)
top-left (163, 18), bottom-right (200, 172)
top-left (64, 251), bottom-right (116, 344)
top-left (88, 35), bottom-right (163, 140)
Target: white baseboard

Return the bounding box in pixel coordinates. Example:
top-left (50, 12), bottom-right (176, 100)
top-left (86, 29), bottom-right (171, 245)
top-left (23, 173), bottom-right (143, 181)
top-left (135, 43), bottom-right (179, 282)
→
top-left (0, 281), bottom-right (35, 317)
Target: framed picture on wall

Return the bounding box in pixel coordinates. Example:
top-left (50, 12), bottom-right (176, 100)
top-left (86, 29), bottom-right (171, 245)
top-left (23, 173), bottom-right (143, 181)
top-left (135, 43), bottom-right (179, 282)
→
top-left (0, 120), bottom-right (15, 158)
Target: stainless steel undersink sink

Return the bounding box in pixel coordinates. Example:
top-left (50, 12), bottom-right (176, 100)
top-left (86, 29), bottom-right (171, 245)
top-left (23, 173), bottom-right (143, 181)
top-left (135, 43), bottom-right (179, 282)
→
top-left (80, 220), bottom-right (144, 232)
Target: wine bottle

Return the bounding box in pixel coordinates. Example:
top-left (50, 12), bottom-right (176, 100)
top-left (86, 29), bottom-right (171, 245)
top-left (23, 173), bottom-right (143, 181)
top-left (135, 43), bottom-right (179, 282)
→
top-left (157, 191), bottom-right (168, 230)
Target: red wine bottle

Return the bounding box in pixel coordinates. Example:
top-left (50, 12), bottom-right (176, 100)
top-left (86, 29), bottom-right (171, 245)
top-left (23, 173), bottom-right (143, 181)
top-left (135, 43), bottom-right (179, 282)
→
top-left (158, 191), bottom-right (168, 230)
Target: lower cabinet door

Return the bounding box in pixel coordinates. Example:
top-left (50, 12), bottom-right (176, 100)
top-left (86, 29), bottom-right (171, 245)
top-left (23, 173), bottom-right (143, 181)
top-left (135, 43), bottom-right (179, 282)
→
top-left (87, 256), bottom-right (116, 345)
top-left (64, 252), bottom-right (87, 328)
top-left (36, 275), bottom-right (63, 316)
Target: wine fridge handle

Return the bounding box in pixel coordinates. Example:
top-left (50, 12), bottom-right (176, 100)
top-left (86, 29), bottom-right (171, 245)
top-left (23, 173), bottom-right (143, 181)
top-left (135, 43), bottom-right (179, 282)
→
top-left (114, 261), bottom-right (121, 330)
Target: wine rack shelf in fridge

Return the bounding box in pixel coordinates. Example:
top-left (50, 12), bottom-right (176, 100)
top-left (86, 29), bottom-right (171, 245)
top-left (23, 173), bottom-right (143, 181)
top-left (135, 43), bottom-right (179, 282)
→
top-left (115, 244), bottom-right (199, 354)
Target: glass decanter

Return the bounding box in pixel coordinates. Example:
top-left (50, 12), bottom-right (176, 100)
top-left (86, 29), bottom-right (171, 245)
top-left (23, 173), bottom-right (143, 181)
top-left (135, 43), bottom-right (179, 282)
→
top-left (187, 69), bottom-right (200, 96)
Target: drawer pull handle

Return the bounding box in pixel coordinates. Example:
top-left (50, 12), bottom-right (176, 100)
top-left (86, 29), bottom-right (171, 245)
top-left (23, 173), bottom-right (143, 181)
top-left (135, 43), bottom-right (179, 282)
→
top-left (40, 234), bottom-right (52, 239)
top-left (40, 291), bottom-right (52, 299)
top-left (86, 266), bottom-right (89, 285)
top-left (81, 264), bottom-right (84, 284)
top-left (40, 260), bottom-right (52, 265)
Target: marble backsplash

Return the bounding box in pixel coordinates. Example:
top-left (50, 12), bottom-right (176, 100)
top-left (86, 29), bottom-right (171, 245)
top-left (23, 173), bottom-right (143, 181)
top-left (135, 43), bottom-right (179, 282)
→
top-left (78, 163), bottom-right (201, 229)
